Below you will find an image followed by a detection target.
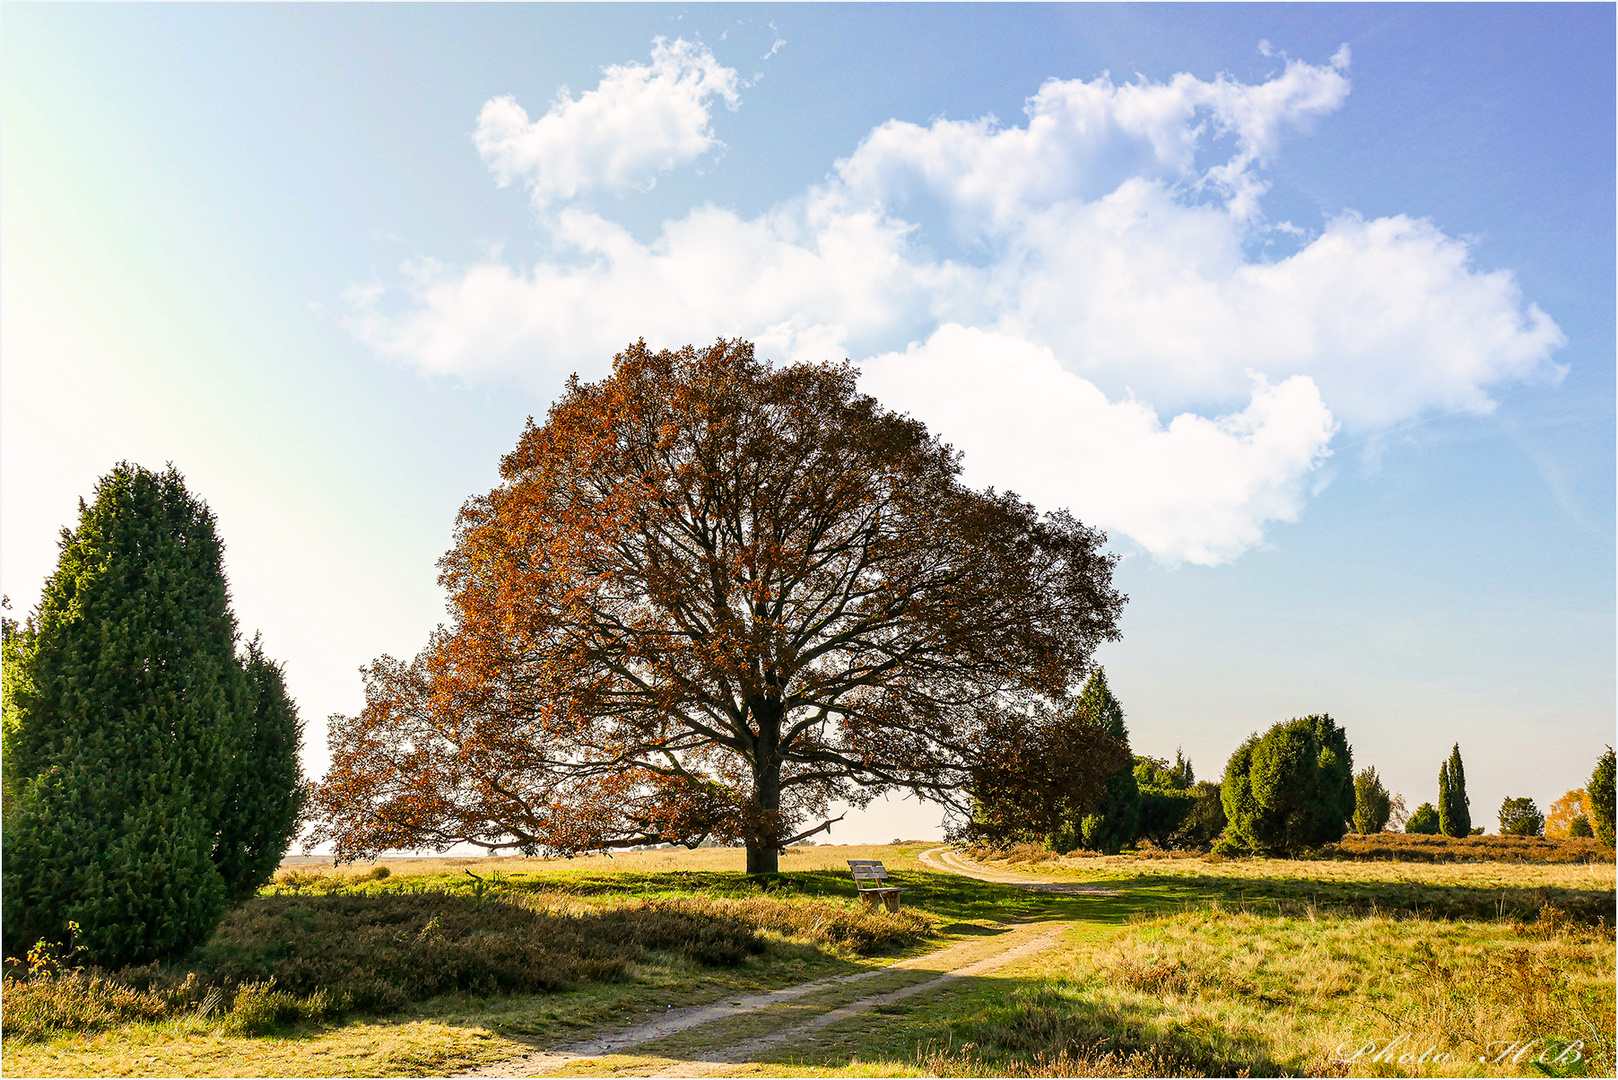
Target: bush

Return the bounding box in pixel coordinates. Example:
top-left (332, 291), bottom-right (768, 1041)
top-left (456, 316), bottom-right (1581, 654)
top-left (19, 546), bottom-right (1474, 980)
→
top-left (223, 980), bottom-right (344, 1036)
top-left (0, 970), bottom-right (169, 1042)
top-left (1570, 815), bottom-right (1594, 838)
top-left (3, 465), bottom-right (237, 965)
top-left (1352, 767), bottom-right (1392, 834)
top-left (1590, 747), bottom-right (1616, 848)
top-left (1322, 832), bottom-right (1613, 863)
top-left (1406, 802), bottom-right (1441, 834)
top-left (1219, 714), bottom-right (1354, 855)
top-left (1498, 796), bottom-right (1545, 837)
top-left (2, 465), bottom-right (304, 966)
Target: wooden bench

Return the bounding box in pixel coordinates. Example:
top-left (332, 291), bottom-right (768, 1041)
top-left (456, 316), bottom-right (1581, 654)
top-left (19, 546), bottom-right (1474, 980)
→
top-left (847, 860), bottom-right (907, 912)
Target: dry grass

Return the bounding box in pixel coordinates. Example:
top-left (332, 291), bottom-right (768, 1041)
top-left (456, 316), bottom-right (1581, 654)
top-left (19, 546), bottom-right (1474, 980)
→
top-left (1324, 833), bottom-right (1613, 864)
top-left (795, 906), bottom-right (1615, 1077)
top-left (966, 847), bottom-right (1618, 924)
top-left (1, 845), bottom-right (939, 1065)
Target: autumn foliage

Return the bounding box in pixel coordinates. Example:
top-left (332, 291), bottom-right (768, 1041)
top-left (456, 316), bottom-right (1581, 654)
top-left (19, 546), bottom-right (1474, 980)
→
top-left (311, 339), bottom-right (1124, 873)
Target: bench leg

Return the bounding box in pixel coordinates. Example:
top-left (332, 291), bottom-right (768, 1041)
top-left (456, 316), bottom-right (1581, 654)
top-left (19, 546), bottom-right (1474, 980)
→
top-left (859, 892), bottom-right (882, 909)
top-left (883, 891), bottom-right (900, 913)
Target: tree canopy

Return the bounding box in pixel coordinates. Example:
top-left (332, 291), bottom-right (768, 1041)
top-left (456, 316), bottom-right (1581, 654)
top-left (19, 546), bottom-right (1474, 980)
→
top-left (312, 339), bottom-right (1125, 874)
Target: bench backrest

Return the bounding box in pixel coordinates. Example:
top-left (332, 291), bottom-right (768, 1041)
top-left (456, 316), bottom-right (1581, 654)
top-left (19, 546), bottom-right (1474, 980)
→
top-left (847, 860), bottom-right (890, 889)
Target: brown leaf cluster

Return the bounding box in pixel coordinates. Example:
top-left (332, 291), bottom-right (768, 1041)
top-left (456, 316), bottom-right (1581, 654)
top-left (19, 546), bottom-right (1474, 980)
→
top-left (311, 340), bottom-right (1124, 864)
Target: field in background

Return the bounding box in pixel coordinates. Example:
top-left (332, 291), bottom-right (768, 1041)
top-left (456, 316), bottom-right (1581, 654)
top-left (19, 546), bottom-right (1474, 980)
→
top-left (4, 843), bottom-right (1615, 1077)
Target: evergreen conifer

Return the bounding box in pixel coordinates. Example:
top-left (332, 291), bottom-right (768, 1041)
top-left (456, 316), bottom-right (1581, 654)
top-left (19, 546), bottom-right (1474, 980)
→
top-left (213, 637), bottom-right (306, 902)
top-left (1219, 714), bottom-right (1354, 854)
top-left (1073, 669), bottom-right (1140, 854)
top-left (1438, 743), bottom-right (1471, 838)
top-left (1, 464), bottom-right (300, 964)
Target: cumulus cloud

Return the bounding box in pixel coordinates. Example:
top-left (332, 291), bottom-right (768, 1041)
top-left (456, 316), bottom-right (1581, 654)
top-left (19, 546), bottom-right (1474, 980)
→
top-left (474, 37), bottom-right (740, 206)
top-left (349, 42), bottom-right (1566, 565)
top-left (863, 327), bottom-right (1338, 566)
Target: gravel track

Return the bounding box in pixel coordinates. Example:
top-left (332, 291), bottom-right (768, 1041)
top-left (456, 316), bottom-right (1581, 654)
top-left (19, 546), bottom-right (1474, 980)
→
top-left (463, 848), bottom-right (1074, 1078)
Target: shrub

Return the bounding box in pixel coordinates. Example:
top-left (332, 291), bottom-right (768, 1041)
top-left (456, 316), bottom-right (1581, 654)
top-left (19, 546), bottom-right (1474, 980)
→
top-left (1322, 832), bottom-right (1613, 863)
top-left (1590, 747), bottom-right (1615, 848)
top-left (1406, 802), bottom-right (1441, 834)
top-left (0, 970), bottom-right (169, 1042)
top-left (2, 465), bottom-right (304, 966)
top-left (1169, 782), bottom-right (1228, 850)
top-left (1498, 796), bottom-right (1545, 837)
top-left (1073, 670), bottom-right (1139, 855)
top-left (223, 980), bottom-right (344, 1036)
top-left (1352, 767), bottom-right (1392, 834)
top-left (3, 465), bottom-right (237, 965)
top-left (1570, 815), bottom-right (1594, 838)
top-left (1219, 714), bottom-right (1354, 855)
top-left (213, 640), bottom-right (306, 904)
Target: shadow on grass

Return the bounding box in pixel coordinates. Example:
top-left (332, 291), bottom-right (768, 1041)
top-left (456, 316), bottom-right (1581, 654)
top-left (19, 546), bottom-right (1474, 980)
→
top-left (1042, 870), bottom-right (1617, 924)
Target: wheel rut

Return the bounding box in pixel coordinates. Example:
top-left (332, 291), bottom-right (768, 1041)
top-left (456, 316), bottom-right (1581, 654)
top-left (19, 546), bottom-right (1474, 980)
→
top-left (464, 848), bottom-right (1075, 1078)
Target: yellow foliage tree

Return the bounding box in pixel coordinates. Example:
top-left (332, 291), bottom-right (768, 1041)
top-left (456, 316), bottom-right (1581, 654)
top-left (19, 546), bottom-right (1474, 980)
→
top-left (1545, 788), bottom-right (1591, 838)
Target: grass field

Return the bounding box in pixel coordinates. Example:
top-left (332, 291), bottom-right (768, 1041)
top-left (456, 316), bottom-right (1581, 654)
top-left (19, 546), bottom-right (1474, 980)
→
top-left (3, 843), bottom-right (1614, 1077)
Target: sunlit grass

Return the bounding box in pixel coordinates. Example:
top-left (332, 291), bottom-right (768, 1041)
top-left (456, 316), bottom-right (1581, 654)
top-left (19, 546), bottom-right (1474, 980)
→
top-left (6, 844), bottom-right (1614, 1077)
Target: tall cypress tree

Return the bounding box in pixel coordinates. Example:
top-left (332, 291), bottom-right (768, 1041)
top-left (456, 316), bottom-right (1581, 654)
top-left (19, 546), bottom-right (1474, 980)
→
top-left (1438, 743), bottom-right (1471, 838)
top-left (3, 464), bottom-right (242, 965)
top-left (1073, 668), bottom-right (1140, 854)
top-left (213, 636), bottom-right (306, 902)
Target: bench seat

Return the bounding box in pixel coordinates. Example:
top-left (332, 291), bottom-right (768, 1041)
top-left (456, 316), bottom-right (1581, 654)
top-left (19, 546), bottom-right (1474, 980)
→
top-left (847, 859), bottom-right (907, 912)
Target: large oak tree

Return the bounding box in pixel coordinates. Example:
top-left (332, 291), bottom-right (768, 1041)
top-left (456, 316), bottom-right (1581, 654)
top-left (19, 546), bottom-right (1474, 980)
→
top-left (313, 340), bottom-right (1125, 873)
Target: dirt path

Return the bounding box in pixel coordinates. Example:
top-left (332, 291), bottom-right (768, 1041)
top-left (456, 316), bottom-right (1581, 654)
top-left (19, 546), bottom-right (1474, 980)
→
top-left (917, 846), bottom-right (1117, 894)
top-left (466, 848), bottom-right (1076, 1078)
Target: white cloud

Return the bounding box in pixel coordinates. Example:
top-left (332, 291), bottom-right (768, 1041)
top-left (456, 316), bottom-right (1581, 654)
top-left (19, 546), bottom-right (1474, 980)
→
top-left (474, 38), bottom-right (740, 206)
top-left (349, 43), bottom-right (1566, 566)
top-left (862, 326), bottom-right (1338, 566)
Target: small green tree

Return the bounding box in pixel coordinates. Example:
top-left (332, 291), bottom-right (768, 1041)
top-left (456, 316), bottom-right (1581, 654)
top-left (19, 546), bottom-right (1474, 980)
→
top-left (1589, 747), bottom-right (1616, 848)
top-left (1406, 802), bottom-right (1441, 834)
top-left (1170, 781), bottom-right (1228, 850)
top-left (1569, 815), bottom-right (1594, 838)
top-left (1437, 743), bottom-right (1471, 838)
top-left (1073, 670), bottom-right (1140, 854)
top-left (1497, 796), bottom-right (1544, 837)
top-left (1219, 714), bottom-right (1354, 854)
top-left (2, 464), bottom-right (302, 965)
top-left (1134, 750), bottom-right (1197, 847)
top-left (3, 466), bottom-right (238, 963)
top-left (213, 637), bottom-right (307, 903)
top-left (1352, 767), bottom-right (1393, 834)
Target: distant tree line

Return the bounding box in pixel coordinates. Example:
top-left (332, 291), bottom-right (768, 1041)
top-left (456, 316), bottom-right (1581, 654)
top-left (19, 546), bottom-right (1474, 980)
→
top-left (965, 681), bottom-right (1616, 857)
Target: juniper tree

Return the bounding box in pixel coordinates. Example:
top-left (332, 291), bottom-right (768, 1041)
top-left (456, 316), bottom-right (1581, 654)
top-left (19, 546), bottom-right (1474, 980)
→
top-left (1072, 669), bottom-right (1140, 854)
top-left (1589, 747), bottom-right (1615, 848)
top-left (1352, 766), bottom-right (1393, 834)
top-left (213, 637), bottom-right (307, 903)
top-left (1438, 743), bottom-right (1471, 839)
top-left (2, 464), bottom-right (302, 964)
top-left (1219, 714), bottom-right (1354, 854)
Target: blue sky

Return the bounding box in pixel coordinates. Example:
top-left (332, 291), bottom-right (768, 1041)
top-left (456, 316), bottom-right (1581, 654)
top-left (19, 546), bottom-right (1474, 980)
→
top-left (3, 4), bottom-right (1612, 843)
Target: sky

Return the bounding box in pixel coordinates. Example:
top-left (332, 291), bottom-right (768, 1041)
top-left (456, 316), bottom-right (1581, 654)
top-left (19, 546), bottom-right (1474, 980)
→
top-left (3, 3), bottom-right (1613, 846)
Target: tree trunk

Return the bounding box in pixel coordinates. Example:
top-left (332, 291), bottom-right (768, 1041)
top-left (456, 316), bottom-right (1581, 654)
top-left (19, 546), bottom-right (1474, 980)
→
top-left (745, 840), bottom-right (778, 876)
top-left (746, 706), bottom-right (783, 876)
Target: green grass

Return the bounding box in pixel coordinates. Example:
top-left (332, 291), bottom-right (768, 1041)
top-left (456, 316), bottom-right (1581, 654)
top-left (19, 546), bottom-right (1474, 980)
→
top-left (771, 908), bottom-right (1615, 1078)
top-left (4, 844), bottom-right (1614, 1077)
